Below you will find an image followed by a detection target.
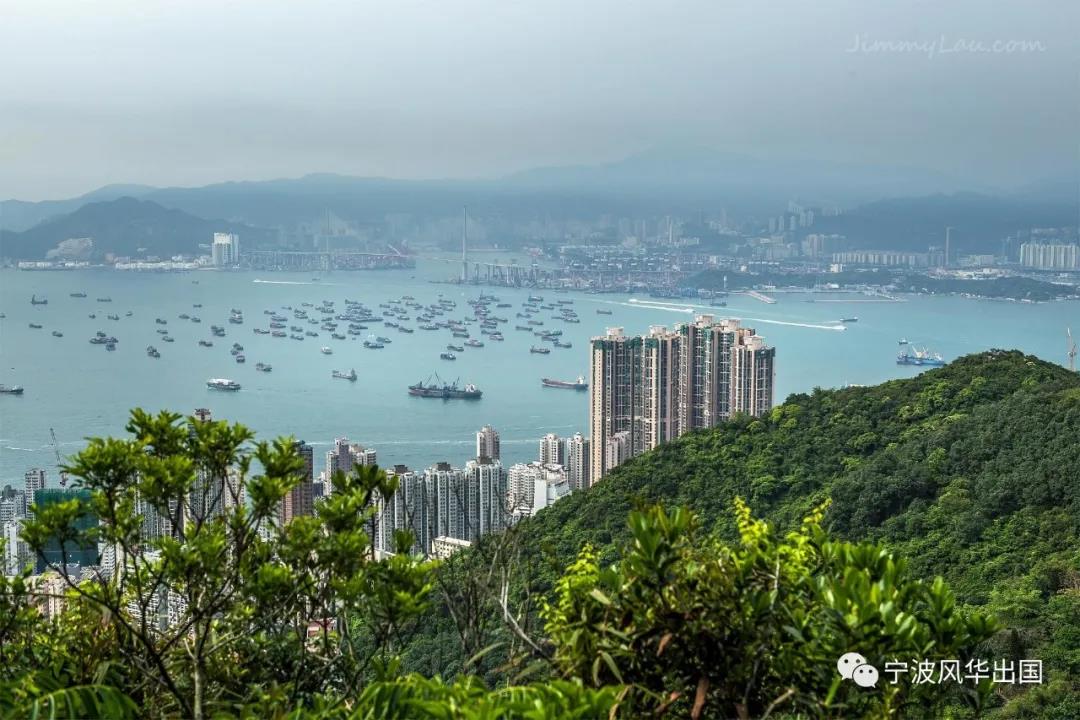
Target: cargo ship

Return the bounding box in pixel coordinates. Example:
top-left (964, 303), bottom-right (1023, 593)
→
top-left (0, 384), bottom-right (24, 395)
top-left (542, 376), bottom-right (588, 391)
top-left (896, 342), bottom-right (946, 367)
top-left (207, 378), bottom-right (241, 391)
top-left (408, 376), bottom-right (482, 400)
top-left (333, 368), bottom-right (357, 381)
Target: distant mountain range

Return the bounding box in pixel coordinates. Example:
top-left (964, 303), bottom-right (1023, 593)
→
top-left (811, 191), bottom-right (1079, 253)
top-left (0, 147), bottom-right (1075, 259)
top-left (0, 197), bottom-right (271, 260)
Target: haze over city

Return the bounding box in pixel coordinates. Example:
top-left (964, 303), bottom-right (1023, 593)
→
top-left (2, 0), bottom-right (1077, 200)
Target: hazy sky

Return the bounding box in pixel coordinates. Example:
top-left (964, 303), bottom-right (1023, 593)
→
top-left (1, 0), bottom-right (1077, 200)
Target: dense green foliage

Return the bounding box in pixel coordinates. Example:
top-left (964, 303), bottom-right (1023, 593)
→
top-left (542, 502), bottom-right (997, 718)
top-left (4, 350), bottom-right (1077, 717)
top-left (403, 351), bottom-right (1080, 716)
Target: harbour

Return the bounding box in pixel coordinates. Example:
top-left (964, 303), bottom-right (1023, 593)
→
top-left (2, 262), bottom-right (1079, 483)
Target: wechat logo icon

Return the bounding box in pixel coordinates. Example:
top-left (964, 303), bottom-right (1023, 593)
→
top-left (837, 652), bottom-right (878, 688)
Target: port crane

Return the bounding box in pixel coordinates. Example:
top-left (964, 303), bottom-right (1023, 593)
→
top-left (49, 428), bottom-right (68, 487)
top-left (1069, 328), bottom-right (1077, 372)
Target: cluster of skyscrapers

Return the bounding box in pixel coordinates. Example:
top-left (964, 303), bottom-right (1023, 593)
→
top-left (589, 315), bottom-right (775, 482)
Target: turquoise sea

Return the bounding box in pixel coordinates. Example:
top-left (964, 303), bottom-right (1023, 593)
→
top-left (1, 263), bottom-right (1078, 485)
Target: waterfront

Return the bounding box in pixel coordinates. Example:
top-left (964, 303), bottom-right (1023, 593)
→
top-left (1, 262), bottom-right (1078, 485)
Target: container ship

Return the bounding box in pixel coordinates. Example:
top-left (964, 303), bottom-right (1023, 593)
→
top-left (408, 376), bottom-right (482, 399)
top-left (542, 376), bottom-right (589, 391)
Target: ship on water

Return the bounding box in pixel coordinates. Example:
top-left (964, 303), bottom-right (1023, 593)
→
top-left (408, 375), bottom-right (482, 400)
top-left (30, 295), bottom-right (47, 305)
top-left (0, 384), bottom-right (24, 395)
top-left (896, 341), bottom-right (946, 367)
top-left (207, 378), bottom-right (241, 391)
top-left (542, 376), bottom-right (589, 391)
top-left (332, 368), bottom-right (357, 381)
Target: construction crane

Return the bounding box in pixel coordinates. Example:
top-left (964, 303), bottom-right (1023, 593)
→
top-left (1069, 328), bottom-right (1078, 372)
top-left (49, 427), bottom-right (68, 487)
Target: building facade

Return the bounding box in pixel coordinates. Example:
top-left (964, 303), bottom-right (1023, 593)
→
top-left (589, 316), bottom-right (775, 483)
top-left (475, 425), bottom-right (500, 461)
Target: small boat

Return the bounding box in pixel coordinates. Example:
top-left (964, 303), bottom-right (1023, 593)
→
top-left (155, 318), bottom-right (167, 325)
top-left (596, 309), bottom-right (613, 315)
top-left (465, 338), bottom-right (483, 347)
top-left (530, 346), bottom-right (551, 354)
top-left (440, 352), bottom-right (457, 361)
top-left (125, 311), bottom-right (133, 317)
top-left (305, 330), bottom-right (318, 337)
top-left (255, 362), bottom-right (272, 372)
top-left (162, 336), bottom-right (174, 342)
top-left (31, 295), bottom-right (48, 305)
top-left (0, 384), bottom-right (24, 395)
top-left (107, 314), bottom-right (120, 321)
top-left (96, 297), bottom-right (111, 303)
top-left (363, 340), bottom-right (385, 349)
top-left (51, 330), bottom-right (63, 337)
top-left (207, 378), bottom-right (241, 391)
top-left (179, 313), bottom-right (190, 320)
top-left (193, 303), bottom-right (202, 308)
top-left (156, 329), bottom-right (168, 335)
top-left (333, 368), bottom-right (357, 381)
top-left (554, 340), bottom-right (572, 349)
top-left (88, 313), bottom-right (96, 319)
top-left (331, 333), bottom-right (346, 340)
top-left (105, 342), bottom-right (116, 351)
top-left (841, 317), bottom-right (858, 323)
top-left (146, 346), bottom-right (160, 358)
top-left (70, 292), bottom-right (87, 298)
top-left (235, 354), bottom-right (246, 363)
top-left (321, 346), bottom-right (333, 355)
top-left (191, 317), bottom-right (201, 323)
top-left (28, 323), bottom-right (43, 329)
top-left (447, 344), bottom-right (464, 352)
top-left (199, 340), bottom-right (213, 347)
top-left (377, 336), bottom-right (393, 344)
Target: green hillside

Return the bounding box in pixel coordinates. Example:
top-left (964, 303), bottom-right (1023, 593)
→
top-left (405, 350), bottom-right (1080, 715)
